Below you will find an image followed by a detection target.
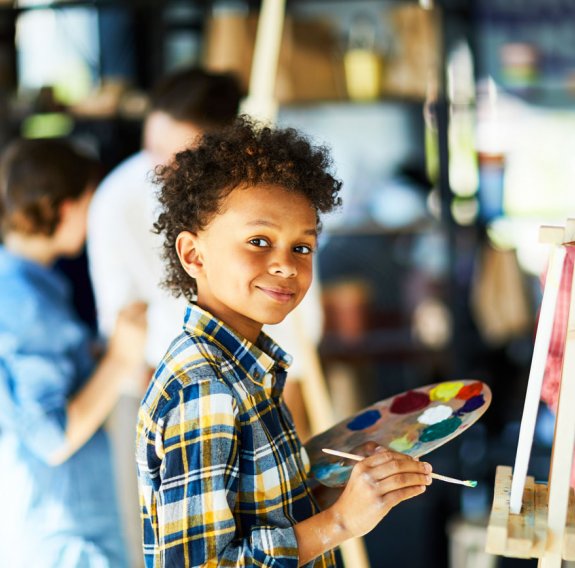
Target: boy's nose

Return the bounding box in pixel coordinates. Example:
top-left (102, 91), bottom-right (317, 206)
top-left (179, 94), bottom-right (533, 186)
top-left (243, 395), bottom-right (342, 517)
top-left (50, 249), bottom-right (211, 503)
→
top-left (269, 251), bottom-right (297, 278)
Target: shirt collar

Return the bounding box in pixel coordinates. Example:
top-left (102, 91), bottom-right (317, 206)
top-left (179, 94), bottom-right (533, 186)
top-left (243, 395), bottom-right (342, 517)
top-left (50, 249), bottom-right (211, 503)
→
top-left (183, 303), bottom-right (293, 395)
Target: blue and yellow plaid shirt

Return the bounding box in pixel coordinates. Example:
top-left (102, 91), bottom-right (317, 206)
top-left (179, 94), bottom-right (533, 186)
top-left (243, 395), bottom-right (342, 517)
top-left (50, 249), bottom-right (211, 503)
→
top-left (136, 304), bottom-right (336, 567)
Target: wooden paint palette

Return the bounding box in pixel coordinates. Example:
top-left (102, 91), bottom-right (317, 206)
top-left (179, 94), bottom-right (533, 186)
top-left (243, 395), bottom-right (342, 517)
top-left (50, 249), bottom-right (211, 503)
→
top-left (305, 380), bottom-right (491, 487)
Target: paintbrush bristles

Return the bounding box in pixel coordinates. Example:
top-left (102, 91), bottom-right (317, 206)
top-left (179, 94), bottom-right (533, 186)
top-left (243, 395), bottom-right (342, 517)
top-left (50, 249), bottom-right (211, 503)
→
top-left (321, 448), bottom-right (477, 488)
top-left (430, 472), bottom-right (477, 488)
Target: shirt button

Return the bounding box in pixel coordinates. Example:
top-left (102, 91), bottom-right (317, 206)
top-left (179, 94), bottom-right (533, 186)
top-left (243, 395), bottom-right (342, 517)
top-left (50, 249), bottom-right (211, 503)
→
top-left (253, 371), bottom-right (261, 379)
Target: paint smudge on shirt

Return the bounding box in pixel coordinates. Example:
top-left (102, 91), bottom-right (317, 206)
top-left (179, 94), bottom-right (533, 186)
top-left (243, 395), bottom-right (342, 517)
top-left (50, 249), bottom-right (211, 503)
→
top-left (429, 382), bottom-right (465, 402)
top-left (456, 394), bottom-right (485, 416)
top-left (417, 405), bottom-right (453, 425)
top-left (347, 409), bottom-right (382, 431)
top-left (419, 416), bottom-right (462, 442)
top-left (390, 390), bottom-right (430, 414)
top-left (456, 382), bottom-right (483, 401)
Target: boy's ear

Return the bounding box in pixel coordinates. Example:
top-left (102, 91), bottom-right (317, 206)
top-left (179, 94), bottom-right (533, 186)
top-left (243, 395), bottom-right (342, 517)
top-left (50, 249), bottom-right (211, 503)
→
top-left (176, 231), bottom-right (203, 278)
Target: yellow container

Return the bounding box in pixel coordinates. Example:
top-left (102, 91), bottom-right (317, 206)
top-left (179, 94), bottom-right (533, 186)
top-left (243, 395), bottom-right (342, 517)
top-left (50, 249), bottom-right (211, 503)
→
top-left (344, 48), bottom-right (381, 101)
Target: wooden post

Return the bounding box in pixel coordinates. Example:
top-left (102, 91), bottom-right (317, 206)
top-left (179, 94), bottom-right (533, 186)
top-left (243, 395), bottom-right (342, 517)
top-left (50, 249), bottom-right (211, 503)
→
top-left (240, 0), bottom-right (285, 123)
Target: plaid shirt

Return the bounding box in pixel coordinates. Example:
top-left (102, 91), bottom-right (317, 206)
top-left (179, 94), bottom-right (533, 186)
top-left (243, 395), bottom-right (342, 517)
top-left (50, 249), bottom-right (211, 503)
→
top-left (136, 304), bottom-right (336, 568)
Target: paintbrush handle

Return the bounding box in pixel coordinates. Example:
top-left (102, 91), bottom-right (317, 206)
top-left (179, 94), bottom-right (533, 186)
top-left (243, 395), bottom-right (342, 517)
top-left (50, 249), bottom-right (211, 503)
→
top-left (322, 448), bottom-right (363, 461)
top-left (321, 448), bottom-right (477, 488)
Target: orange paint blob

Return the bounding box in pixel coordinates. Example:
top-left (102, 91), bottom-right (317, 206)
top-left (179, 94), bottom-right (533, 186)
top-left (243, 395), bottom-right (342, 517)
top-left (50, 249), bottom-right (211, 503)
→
top-left (456, 382), bottom-right (483, 400)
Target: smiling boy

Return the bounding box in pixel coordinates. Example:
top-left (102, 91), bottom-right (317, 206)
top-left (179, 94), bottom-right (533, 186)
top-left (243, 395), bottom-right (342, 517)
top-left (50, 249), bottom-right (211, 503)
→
top-left (135, 117), bottom-right (432, 567)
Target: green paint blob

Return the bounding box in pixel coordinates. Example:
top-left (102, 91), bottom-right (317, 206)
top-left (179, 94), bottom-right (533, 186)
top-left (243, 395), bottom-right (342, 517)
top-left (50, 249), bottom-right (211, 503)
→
top-left (419, 416), bottom-right (462, 443)
top-left (389, 434), bottom-right (416, 452)
top-left (468, 480), bottom-right (478, 488)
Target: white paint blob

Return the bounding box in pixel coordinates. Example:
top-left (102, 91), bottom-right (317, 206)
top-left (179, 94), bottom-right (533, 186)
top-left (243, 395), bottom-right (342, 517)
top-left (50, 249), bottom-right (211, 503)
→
top-left (417, 405), bottom-right (453, 425)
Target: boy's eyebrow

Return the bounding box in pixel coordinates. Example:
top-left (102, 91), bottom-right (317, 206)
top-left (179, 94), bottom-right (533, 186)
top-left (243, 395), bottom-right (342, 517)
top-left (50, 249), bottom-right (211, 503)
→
top-left (246, 219), bottom-right (317, 236)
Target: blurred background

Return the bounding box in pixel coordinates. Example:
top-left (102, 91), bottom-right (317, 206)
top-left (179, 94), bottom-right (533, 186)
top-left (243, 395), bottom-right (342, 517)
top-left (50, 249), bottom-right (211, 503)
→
top-left (1, 0), bottom-right (574, 566)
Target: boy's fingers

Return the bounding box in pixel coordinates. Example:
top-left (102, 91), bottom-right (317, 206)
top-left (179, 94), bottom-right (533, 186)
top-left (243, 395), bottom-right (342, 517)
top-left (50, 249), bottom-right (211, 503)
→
top-left (364, 453), bottom-right (430, 475)
top-left (368, 459), bottom-right (430, 483)
top-left (362, 449), bottom-right (413, 467)
top-left (380, 484), bottom-right (427, 511)
top-left (351, 441), bottom-right (380, 457)
top-left (375, 472), bottom-right (431, 495)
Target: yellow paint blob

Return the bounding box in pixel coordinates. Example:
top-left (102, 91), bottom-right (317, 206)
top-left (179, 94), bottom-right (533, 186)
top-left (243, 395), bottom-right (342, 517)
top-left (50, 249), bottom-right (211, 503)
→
top-left (429, 381), bottom-right (465, 402)
top-left (389, 434), bottom-right (416, 452)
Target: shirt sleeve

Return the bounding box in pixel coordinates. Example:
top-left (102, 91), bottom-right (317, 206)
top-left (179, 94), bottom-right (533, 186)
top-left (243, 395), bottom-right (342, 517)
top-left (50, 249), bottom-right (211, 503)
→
top-left (149, 378), bottom-right (300, 567)
top-left (0, 351), bottom-right (70, 463)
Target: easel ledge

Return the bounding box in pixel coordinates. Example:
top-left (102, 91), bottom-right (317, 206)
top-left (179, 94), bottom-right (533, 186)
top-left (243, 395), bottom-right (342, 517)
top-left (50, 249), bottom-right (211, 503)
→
top-left (487, 466), bottom-right (575, 560)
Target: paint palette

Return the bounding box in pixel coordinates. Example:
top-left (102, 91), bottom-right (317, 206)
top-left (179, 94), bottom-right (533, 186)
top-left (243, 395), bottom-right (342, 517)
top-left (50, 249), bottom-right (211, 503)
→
top-left (306, 380), bottom-right (491, 487)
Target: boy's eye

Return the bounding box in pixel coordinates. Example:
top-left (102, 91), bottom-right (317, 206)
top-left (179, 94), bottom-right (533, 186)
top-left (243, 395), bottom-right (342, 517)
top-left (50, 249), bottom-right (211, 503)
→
top-left (294, 244), bottom-right (314, 255)
top-left (249, 238), bottom-right (270, 248)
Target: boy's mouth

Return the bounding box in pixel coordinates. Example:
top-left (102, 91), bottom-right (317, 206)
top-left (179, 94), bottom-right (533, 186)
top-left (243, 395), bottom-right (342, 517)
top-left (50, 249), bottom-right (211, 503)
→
top-left (256, 286), bottom-right (296, 303)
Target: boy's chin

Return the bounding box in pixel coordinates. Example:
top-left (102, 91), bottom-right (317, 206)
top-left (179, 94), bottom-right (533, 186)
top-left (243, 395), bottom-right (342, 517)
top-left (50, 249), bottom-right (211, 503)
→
top-left (263, 314), bottom-right (289, 326)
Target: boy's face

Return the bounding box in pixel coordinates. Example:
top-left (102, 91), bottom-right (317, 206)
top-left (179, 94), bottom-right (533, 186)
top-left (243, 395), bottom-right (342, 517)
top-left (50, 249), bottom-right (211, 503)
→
top-left (177, 184), bottom-right (318, 343)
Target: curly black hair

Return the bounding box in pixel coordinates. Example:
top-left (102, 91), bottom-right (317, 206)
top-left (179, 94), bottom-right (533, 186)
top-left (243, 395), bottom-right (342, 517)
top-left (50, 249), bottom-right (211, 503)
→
top-left (154, 115), bottom-right (342, 301)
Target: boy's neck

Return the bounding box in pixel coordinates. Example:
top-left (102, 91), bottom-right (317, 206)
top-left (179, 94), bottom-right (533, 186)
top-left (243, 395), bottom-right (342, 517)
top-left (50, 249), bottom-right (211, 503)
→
top-left (4, 232), bottom-right (59, 266)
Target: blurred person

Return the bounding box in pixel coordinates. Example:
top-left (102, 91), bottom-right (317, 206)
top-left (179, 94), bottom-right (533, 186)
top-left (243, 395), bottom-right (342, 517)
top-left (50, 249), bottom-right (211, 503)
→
top-left (86, 67), bottom-right (242, 565)
top-left (88, 67), bottom-right (242, 369)
top-left (0, 138), bottom-right (147, 567)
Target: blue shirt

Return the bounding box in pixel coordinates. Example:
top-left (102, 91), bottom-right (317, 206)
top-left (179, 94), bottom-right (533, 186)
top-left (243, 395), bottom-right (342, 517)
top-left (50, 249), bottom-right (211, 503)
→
top-left (136, 304), bottom-right (336, 568)
top-left (0, 247), bottom-right (127, 568)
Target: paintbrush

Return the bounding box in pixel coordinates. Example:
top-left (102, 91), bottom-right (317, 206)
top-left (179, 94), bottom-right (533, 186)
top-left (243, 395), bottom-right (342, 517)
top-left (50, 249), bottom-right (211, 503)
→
top-left (322, 448), bottom-right (478, 488)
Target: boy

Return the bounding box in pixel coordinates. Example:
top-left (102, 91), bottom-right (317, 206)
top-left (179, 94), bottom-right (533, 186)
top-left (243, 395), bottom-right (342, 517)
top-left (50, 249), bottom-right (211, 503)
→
top-left (136, 117), bottom-right (432, 567)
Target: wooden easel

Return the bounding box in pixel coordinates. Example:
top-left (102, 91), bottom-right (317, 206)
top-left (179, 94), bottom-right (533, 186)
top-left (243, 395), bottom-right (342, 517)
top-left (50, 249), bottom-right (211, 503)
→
top-left (241, 2), bottom-right (370, 567)
top-left (486, 219), bottom-right (575, 566)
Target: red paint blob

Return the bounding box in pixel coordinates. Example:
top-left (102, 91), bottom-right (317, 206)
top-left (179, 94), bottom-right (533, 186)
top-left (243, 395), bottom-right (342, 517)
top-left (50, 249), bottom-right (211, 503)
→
top-left (456, 382), bottom-right (483, 400)
top-left (390, 390), bottom-right (430, 414)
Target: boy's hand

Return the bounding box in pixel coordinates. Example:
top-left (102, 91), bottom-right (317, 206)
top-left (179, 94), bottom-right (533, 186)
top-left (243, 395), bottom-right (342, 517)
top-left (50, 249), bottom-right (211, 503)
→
top-left (328, 448), bottom-right (431, 539)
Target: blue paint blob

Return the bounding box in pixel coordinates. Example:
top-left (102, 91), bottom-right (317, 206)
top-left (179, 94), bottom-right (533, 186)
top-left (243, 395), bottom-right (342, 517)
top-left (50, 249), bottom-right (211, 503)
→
top-left (347, 409), bottom-right (382, 431)
top-left (456, 394), bottom-right (485, 416)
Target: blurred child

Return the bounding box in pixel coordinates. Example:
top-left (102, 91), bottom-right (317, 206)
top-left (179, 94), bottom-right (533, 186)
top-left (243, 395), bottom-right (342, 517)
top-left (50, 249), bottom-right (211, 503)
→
top-left (0, 138), bottom-right (147, 567)
top-left (136, 117), bottom-right (432, 567)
